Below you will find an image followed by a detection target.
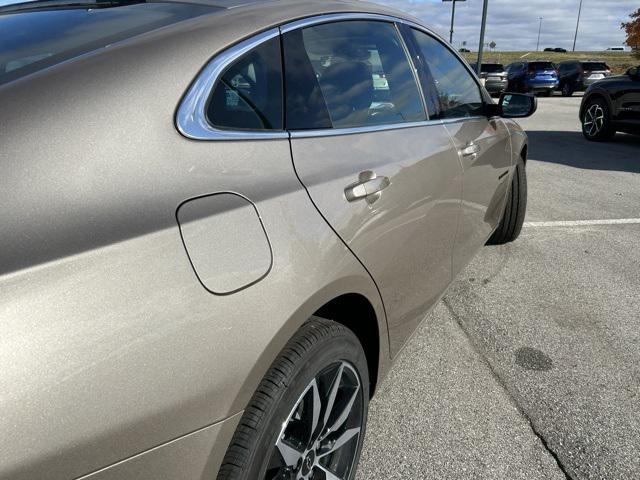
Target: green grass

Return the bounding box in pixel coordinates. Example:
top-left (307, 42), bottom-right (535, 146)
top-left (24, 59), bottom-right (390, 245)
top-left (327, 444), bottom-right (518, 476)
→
top-left (462, 51), bottom-right (639, 74)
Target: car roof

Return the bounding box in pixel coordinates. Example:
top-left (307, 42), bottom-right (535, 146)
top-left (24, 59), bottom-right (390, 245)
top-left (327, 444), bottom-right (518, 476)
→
top-left (166, 0), bottom-right (420, 19)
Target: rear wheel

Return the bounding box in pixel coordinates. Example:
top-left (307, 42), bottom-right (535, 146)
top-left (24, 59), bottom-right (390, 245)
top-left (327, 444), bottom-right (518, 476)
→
top-left (487, 156), bottom-right (527, 245)
top-left (561, 83), bottom-right (573, 97)
top-left (218, 317), bottom-right (369, 480)
top-left (581, 97), bottom-right (615, 141)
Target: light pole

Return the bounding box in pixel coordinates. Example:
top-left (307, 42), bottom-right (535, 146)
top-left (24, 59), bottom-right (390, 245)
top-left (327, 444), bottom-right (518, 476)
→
top-left (572, 0), bottom-right (583, 52)
top-left (476, 0), bottom-right (489, 76)
top-left (536, 17), bottom-right (543, 51)
top-left (443, 0), bottom-right (466, 44)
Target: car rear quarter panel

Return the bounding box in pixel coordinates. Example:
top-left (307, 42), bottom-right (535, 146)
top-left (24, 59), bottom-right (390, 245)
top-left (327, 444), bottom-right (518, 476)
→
top-left (0, 6), bottom-right (390, 479)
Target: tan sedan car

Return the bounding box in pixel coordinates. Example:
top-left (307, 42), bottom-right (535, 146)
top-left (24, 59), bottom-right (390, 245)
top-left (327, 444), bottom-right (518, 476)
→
top-left (0, 0), bottom-right (536, 478)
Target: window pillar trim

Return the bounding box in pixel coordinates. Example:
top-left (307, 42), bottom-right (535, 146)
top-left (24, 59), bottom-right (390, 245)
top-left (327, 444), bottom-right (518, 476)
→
top-left (175, 27), bottom-right (288, 141)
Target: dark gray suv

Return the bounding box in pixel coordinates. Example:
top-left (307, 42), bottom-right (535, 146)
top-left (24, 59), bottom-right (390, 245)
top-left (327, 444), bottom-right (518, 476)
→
top-left (470, 62), bottom-right (508, 96)
top-left (558, 60), bottom-right (612, 97)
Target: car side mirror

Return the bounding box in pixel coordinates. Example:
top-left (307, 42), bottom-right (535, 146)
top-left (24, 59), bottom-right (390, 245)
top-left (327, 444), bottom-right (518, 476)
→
top-left (496, 93), bottom-right (537, 118)
top-left (626, 67), bottom-right (639, 79)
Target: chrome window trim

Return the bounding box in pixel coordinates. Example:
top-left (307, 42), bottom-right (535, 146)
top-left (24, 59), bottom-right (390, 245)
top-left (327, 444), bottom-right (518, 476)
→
top-left (175, 28), bottom-right (288, 141)
top-left (176, 12), bottom-right (489, 141)
top-left (280, 12), bottom-right (417, 34)
top-left (289, 116), bottom-right (485, 139)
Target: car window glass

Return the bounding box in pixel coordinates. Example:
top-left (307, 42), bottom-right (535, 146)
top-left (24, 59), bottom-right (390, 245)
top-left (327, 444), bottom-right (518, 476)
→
top-left (482, 64), bottom-right (504, 73)
top-left (0, 4), bottom-right (218, 86)
top-left (529, 62), bottom-right (555, 71)
top-left (283, 20), bottom-right (426, 130)
top-left (207, 36), bottom-right (283, 131)
top-left (582, 62), bottom-right (608, 71)
top-left (410, 29), bottom-right (483, 120)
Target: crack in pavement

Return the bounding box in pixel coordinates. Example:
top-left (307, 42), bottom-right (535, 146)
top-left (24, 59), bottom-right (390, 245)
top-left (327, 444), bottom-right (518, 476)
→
top-left (442, 297), bottom-right (573, 480)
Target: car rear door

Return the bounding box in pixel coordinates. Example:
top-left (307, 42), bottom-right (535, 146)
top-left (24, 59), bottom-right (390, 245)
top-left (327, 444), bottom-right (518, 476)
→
top-left (282, 17), bottom-right (463, 355)
top-left (406, 27), bottom-right (512, 275)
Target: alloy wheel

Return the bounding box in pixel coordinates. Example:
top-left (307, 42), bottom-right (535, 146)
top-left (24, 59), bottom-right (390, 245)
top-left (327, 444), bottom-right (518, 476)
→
top-left (583, 103), bottom-right (605, 137)
top-left (264, 361), bottom-right (363, 480)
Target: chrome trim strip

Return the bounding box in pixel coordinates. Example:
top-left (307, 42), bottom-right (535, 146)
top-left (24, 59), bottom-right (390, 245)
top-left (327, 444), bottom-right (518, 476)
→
top-left (280, 12), bottom-right (409, 33)
top-left (289, 116), bottom-right (486, 139)
top-left (290, 119), bottom-right (443, 139)
top-left (175, 28), bottom-right (288, 141)
top-left (440, 115), bottom-right (486, 125)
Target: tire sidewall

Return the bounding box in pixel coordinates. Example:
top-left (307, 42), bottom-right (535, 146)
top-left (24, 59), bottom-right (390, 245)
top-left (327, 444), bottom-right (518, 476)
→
top-left (245, 326), bottom-right (369, 480)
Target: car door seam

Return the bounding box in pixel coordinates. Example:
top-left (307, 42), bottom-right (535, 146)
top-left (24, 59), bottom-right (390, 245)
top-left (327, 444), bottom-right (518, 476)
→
top-left (285, 135), bottom-right (392, 353)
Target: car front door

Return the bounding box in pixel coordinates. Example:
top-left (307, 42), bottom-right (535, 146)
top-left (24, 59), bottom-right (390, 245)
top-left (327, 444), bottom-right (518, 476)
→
top-left (282, 18), bottom-right (463, 355)
top-left (407, 28), bottom-right (513, 275)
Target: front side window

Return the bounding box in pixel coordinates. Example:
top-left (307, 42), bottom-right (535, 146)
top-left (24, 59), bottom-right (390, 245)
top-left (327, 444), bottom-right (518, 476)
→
top-left (207, 36), bottom-right (283, 131)
top-left (410, 29), bottom-right (483, 120)
top-left (283, 20), bottom-right (426, 130)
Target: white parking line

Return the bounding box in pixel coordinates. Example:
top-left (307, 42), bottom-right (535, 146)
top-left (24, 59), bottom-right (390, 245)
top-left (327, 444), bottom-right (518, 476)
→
top-left (524, 219), bottom-right (640, 228)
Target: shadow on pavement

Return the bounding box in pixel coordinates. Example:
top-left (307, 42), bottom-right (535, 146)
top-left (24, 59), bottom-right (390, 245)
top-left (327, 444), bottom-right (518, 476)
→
top-left (526, 130), bottom-right (640, 173)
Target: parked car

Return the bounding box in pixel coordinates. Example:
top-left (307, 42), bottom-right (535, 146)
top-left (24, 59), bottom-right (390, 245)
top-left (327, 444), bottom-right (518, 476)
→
top-left (0, 1), bottom-right (537, 479)
top-left (459, 47), bottom-right (471, 53)
top-left (470, 62), bottom-right (508, 96)
top-left (606, 46), bottom-right (631, 52)
top-left (544, 47), bottom-right (566, 53)
top-left (557, 60), bottom-right (612, 96)
top-left (580, 65), bottom-right (640, 141)
top-left (506, 60), bottom-right (559, 96)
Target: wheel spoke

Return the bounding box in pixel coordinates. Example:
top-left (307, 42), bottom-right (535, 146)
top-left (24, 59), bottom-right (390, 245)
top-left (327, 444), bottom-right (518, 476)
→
top-left (316, 465), bottom-right (344, 480)
top-left (275, 438), bottom-right (303, 467)
top-left (318, 427), bottom-right (361, 458)
top-left (325, 383), bottom-right (359, 436)
top-left (322, 364), bottom-right (344, 430)
top-left (309, 379), bottom-right (321, 444)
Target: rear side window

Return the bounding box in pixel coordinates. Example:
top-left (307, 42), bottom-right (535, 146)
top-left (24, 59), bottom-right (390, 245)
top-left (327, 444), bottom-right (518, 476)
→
top-left (529, 62), bottom-right (555, 71)
top-left (207, 36), bottom-right (283, 131)
top-left (582, 62), bottom-right (609, 71)
top-left (283, 20), bottom-right (426, 130)
top-left (410, 29), bottom-right (483, 120)
top-left (482, 64), bottom-right (504, 73)
top-left (0, 4), bottom-right (217, 85)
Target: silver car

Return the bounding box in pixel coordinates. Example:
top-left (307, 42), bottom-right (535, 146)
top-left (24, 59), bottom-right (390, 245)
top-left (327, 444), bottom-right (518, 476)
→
top-left (0, 1), bottom-right (536, 479)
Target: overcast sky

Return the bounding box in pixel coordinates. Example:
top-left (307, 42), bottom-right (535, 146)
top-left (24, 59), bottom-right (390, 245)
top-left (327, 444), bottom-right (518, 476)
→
top-left (369, 0), bottom-right (637, 51)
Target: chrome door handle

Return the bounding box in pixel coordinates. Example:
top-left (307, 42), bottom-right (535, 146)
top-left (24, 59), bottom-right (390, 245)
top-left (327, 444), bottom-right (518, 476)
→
top-left (460, 142), bottom-right (480, 157)
top-left (344, 170), bottom-right (390, 204)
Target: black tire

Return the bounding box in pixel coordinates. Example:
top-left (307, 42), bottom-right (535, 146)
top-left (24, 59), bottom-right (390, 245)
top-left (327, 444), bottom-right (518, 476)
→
top-left (581, 97), bottom-right (616, 141)
top-left (217, 317), bottom-right (369, 480)
top-left (487, 156), bottom-right (527, 245)
top-left (561, 82), bottom-right (573, 97)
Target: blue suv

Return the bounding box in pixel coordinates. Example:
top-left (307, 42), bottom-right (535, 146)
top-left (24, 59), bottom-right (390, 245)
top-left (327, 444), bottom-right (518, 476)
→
top-left (506, 60), bottom-right (559, 96)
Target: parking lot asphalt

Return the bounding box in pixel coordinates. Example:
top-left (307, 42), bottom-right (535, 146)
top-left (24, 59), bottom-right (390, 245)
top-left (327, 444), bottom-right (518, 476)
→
top-left (358, 94), bottom-right (640, 480)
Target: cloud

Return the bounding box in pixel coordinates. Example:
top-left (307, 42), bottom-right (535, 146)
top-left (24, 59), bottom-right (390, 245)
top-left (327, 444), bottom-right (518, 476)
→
top-left (369, 0), bottom-right (637, 51)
